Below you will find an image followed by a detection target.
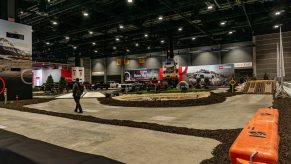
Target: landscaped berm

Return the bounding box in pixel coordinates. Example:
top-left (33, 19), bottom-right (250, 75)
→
top-left (114, 92), bottom-right (210, 101)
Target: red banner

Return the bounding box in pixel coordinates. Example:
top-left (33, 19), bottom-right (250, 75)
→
top-left (61, 69), bottom-right (72, 82)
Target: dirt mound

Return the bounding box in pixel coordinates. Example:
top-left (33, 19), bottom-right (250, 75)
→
top-left (98, 92), bottom-right (242, 107)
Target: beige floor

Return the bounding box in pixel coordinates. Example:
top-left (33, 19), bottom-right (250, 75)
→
top-left (26, 94), bottom-right (273, 130)
top-left (56, 91), bottom-right (105, 99)
top-left (0, 108), bottom-right (220, 164)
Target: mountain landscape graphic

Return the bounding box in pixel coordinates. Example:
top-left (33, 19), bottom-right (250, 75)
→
top-left (0, 38), bottom-right (30, 58)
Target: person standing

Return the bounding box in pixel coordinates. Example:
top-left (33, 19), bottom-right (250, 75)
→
top-left (72, 78), bottom-right (83, 113)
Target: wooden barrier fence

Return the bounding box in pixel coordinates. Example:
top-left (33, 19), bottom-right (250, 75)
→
top-left (243, 80), bottom-right (276, 94)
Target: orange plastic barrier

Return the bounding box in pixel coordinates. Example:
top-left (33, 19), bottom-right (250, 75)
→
top-left (229, 108), bottom-right (279, 164)
top-left (252, 108), bottom-right (278, 124)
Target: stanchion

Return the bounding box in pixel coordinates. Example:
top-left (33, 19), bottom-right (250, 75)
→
top-left (4, 88), bottom-right (7, 104)
top-left (16, 95), bottom-right (19, 104)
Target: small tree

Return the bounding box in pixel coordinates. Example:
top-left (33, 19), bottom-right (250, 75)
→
top-left (59, 76), bottom-right (67, 93)
top-left (239, 76), bottom-right (246, 83)
top-left (45, 75), bottom-right (54, 91)
top-left (195, 78), bottom-right (201, 89)
top-left (204, 77), bottom-right (210, 86)
top-left (263, 72), bottom-right (269, 80)
top-left (250, 73), bottom-right (257, 80)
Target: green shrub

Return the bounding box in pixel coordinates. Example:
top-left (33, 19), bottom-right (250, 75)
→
top-left (45, 75), bottom-right (54, 91)
top-left (263, 72), bottom-right (269, 80)
top-left (105, 93), bottom-right (112, 98)
top-left (59, 77), bottom-right (67, 93)
top-left (250, 74), bottom-right (257, 80)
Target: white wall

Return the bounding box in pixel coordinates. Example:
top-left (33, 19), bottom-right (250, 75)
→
top-left (32, 69), bottom-right (42, 87)
top-left (33, 68), bottom-right (61, 86)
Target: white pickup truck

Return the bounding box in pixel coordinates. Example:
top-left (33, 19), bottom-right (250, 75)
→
top-left (108, 81), bottom-right (119, 88)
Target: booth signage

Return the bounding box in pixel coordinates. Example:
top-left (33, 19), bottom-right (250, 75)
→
top-left (234, 62), bottom-right (252, 68)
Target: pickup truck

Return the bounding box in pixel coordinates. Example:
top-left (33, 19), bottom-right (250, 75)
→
top-left (108, 81), bottom-right (119, 88)
top-left (91, 82), bottom-right (110, 90)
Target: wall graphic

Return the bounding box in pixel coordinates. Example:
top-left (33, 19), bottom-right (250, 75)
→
top-left (161, 59), bottom-right (179, 79)
top-left (72, 67), bottom-right (85, 82)
top-left (61, 68), bottom-right (72, 83)
top-left (179, 64), bottom-right (235, 86)
top-left (0, 19), bottom-right (32, 100)
top-left (124, 68), bottom-right (160, 81)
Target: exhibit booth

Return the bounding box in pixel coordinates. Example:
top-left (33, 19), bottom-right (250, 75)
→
top-left (32, 63), bottom-right (86, 87)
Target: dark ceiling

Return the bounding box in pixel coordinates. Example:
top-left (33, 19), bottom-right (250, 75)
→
top-left (18, 0), bottom-right (291, 62)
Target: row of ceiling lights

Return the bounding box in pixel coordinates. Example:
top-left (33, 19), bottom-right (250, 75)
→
top-left (45, 2), bottom-right (284, 54)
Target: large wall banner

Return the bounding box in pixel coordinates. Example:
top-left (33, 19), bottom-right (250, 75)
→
top-left (179, 64), bottom-right (235, 86)
top-left (161, 59), bottom-right (179, 79)
top-left (72, 67), bottom-right (85, 82)
top-left (0, 19), bottom-right (32, 100)
top-left (125, 68), bottom-right (160, 81)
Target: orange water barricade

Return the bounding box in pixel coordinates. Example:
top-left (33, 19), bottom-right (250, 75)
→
top-left (252, 108), bottom-right (279, 124)
top-left (229, 108), bottom-right (279, 164)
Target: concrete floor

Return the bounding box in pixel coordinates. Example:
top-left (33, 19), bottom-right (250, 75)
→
top-left (26, 94), bottom-right (273, 130)
top-left (0, 108), bottom-right (220, 164)
top-left (56, 91), bottom-right (105, 99)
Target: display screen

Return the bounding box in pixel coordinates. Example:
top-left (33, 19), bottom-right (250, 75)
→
top-left (6, 32), bottom-right (24, 40)
top-left (10, 68), bottom-right (21, 72)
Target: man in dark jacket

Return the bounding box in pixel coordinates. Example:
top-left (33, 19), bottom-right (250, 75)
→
top-left (72, 78), bottom-right (83, 113)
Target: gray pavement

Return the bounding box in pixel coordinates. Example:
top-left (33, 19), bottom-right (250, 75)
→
top-left (0, 108), bottom-right (219, 164)
top-left (26, 94), bottom-right (273, 130)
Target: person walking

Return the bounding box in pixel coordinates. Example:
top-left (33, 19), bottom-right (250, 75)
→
top-left (72, 78), bottom-right (83, 113)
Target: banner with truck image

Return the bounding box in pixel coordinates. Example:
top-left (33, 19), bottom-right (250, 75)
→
top-left (124, 68), bottom-right (160, 81)
top-left (0, 19), bottom-right (32, 100)
top-left (179, 64), bottom-right (235, 86)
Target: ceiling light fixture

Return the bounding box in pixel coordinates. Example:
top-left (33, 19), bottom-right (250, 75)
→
top-left (65, 36), bottom-right (70, 40)
top-left (126, 49), bottom-right (130, 52)
top-left (89, 31), bottom-right (93, 35)
top-left (161, 40), bottom-right (165, 43)
top-left (20, 11), bottom-right (24, 14)
top-left (220, 21), bottom-right (226, 26)
top-left (94, 50), bottom-right (98, 53)
top-left (135, 43), bottom-right (139, 47)
top-left (128, 0), bottom-right (133, 3)
top-left (83, 12), bottom-right (89, 17)
top-left (119, 25), bottom-right (124, 29)
top-left (147, 46), bottom-right (151, 50)
top-left (116, 38), bottom-right (120, 41)
top-left (275, 11), bottom-right (281, 15)
top-left (192, 37), bottom-right (196, 40)
top-left (144, 34), bottom-right (148, 38)
top-left (113, 46), bottom-right (117, 50)
top-left (207, 5), bottom-right (213, 10)
top-left (92, 42), bottom-right (96, 45)
top-left (52, 21), bottom-right (58, 25)
top-left (178, 27), bottom-right (183, 31)
top-left (228, 31), bottom-right (233, 35)
top-left (46, 42), bottom-right (50, 45)
top-left (158, 16), bottom-right (163, 20)
top-left (73, 46), bottom-right (77, 49)
top-left (274, 24), bottom-right (280, 29)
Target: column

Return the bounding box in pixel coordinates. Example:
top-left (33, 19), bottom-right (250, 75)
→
top-left (120, 55), bottom-right (125, 83)
top-left (252, 36), bottom-right (257, 76)
top-left (0, 0), bottom-right (18, 22)
top-left (104, 57), bottom-right (107, 83)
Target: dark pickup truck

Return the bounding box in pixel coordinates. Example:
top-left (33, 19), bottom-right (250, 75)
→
top-left (91, 82), bottom-right (110, 90)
